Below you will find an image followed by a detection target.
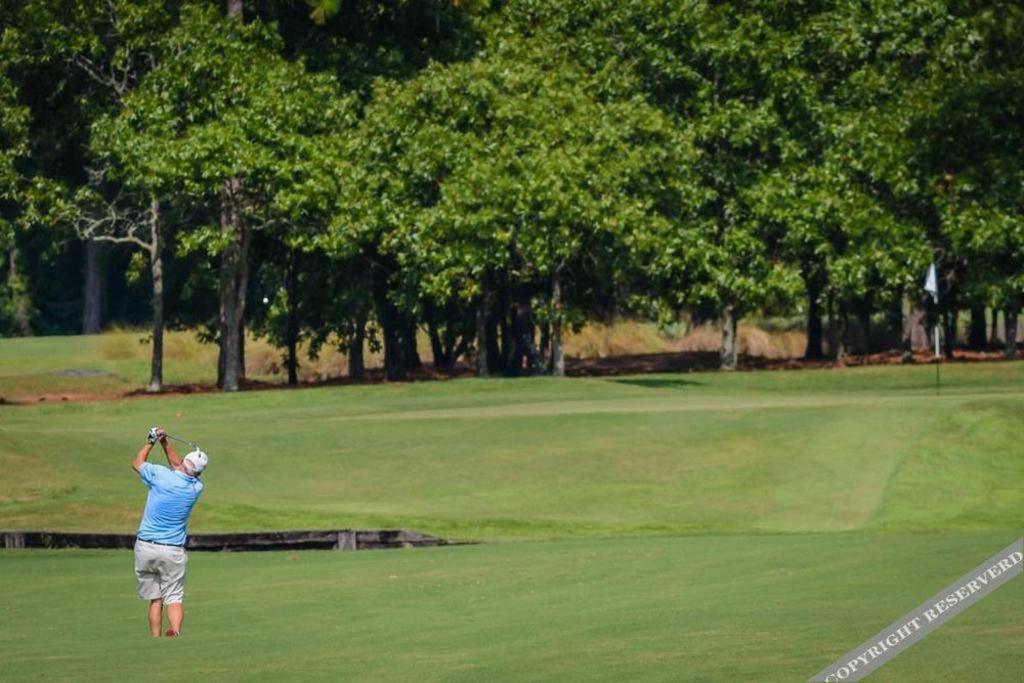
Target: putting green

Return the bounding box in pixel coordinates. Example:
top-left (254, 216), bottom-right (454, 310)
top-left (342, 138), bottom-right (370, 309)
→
top-left (1, 533), bottom-right (1020, 680)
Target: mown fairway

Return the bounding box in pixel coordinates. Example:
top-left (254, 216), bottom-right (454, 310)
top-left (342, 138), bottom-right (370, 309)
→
top-left (2, 361), bottom-right (1023, 538)
top-left (1, 534), bottom-right (1021, 681)
top-left (1, 349), bottom-right (1023, 680)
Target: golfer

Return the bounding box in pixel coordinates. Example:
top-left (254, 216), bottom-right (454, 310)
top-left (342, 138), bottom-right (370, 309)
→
top-left (132, 427), bottom-right (207, 637)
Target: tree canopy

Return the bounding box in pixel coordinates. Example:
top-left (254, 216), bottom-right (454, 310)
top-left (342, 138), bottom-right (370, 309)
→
top-left (1, 0), bottom-right (1022, 382)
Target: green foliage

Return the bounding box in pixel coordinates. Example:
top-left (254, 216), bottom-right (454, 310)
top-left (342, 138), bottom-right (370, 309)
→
top-left (331, 37), bottom-right (695, 326)
top-left (0, 72), bottom-right (28, 245)
top-left (93, 4), bottom-right (355, 243)
top-left (2, 0), bottom-right (1022, 365)
top-left (0, 69), bottom-right (32, 335)
top-left (305, 0), bottom-right (342, 26)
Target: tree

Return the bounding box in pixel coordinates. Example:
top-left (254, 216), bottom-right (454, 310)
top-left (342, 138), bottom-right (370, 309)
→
top-left (100, 4), bottom-right (351, 389)
top-left (425, 57), bottom-right (692, 375)
top-left (3, 0), bottom-right (178, 335)
top-left (0, 71), bottom-right (32, 336)
top-left (497, 1), bottom-right (808, 369)
top-left (10, 0), bottom-right (177, 386)
top-left (71, 175), bottom-right (167, 390)
top-left (817, 0), bottom-right (1012, 360)
top-left (926, 3), bottom-right (1024, 358)
top-left (219, 0), bottom-right (246, 390)
top-left (330, 36), bottom-right (692, 378)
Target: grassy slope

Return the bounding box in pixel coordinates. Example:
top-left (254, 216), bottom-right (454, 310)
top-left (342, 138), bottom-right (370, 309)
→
top-left (1, 534), bottom-right (1020, 681)
top-left (2, 362), bottom-right (1023, 539)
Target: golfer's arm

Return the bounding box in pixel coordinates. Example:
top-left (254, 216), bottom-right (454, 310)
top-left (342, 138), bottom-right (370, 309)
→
top-left (132, 443), bottom-right (153, 472)
top-left (161, 440), bottom-right (183, 469)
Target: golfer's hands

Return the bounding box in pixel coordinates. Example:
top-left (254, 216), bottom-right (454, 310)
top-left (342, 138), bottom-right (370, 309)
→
top-left (146, 427), bottom-right (167, 445)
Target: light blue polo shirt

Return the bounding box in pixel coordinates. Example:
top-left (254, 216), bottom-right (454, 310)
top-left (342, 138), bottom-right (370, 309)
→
top-left (136, 462), bottom-right (204, 546)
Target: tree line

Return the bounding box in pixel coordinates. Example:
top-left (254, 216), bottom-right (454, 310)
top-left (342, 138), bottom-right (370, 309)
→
top-left (1, 0), bottom-right (1021, 390)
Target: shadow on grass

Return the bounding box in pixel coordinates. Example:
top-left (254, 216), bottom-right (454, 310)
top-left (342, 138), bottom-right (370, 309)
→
top-left (610, 377), bottom-right (704, 389)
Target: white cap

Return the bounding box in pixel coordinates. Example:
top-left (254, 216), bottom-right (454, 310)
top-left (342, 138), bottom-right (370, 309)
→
top-left (183, 449), bottom-right (209, 476)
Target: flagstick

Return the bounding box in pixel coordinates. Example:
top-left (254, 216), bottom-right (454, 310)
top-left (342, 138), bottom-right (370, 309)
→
top-left (925, 262), bottom-right (941, 395)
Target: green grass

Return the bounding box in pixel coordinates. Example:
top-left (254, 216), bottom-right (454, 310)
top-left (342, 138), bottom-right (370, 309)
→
top-left (0, 330), bottom-right (293, 401)
top-left (1, 533), bottom-right (1020, 681)
top-left (2, 361), bottom-right (1024, 539)
top-left (0, 321), bottom-right (789, 401)
top-left (0, 332), bottom-right (218, 399)
top-left (2, 335), bottom-right (1023, 680)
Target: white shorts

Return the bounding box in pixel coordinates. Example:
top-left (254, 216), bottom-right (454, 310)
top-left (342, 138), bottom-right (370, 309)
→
top-left (134, 539), bottom-right (188, 604)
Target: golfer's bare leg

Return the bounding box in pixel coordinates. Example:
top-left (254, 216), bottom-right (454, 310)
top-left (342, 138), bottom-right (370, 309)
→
top-left (148, 599), bottom-right (163, 637)
top-left (167, 603), bottom-right (184, 634)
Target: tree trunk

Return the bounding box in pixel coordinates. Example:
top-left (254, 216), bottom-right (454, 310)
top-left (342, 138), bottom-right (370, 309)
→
top-left (449, 333), bottom-right (470, 369)
top-left (218, 180), bottom-right (248, 392)
top-left (239, 318), bottom-right (246, 381)
top-left (217, 337), bottom-right (226, 387)
top-left (348, 315), bottom-right (366, 381)
top-left (1005, 307), bottom-right (1019, 360)
top-left (368, 262), bottom-right (406, 381)
top-left (426, 304), bottom-right (446, 370)
top-left (147, 198), bottom-right (163, 393)
top-left (901, 295), bottom-right (929, 361)
top-left (381, 302), bottom-right (405, 381)
top-left (835, 313), bottom-right (849, 363)
top-left (910, 306), bottom-right (929, 350)
top-left (497, 281), bottom-right (512, 373)
top-left (943, 309), bottom-right (957, 360)
top-left (380, 299), bottom-right (409, 381)
top-left (805, 294), bottom-right (824, 360)
top-left (427, 326), bottom-right (445, 369)
top-left (885, 293), bottom-right (903, 350)
top-left (900, 294), bottom-right (914, 363)
top-left (968, 306), bottom-right (987, 350)
top-left (858, 308), bottom-right (871, 355)
top-left (403, 319), bottom-right (421, 371)
top-left (549, 269), bottom-right (565, 377)
top-left (825, 292), bottom-right (836, 358)
top-left (803, 272), bottom-right (824, 360)
top-left (444, 303), bottom-right (472, 368)
top-left (82, 239), bottom-right (102, 334)
top-left (512, 296), bottom-right (543, 374)
top-left (990, 309), bottom-right (1000, 347)
top-left (285, 251), bottom-right (299, 386)
top-left (219, 1), bottom-right (244, 384)
top-left (719, 303), bottom-right (738, 370)
top-left (485, 297), bottom-right (500, 375)
top-left (476, 286), bottom-right (492, 377)
top-left (6, 247), bottom-right (31, 336)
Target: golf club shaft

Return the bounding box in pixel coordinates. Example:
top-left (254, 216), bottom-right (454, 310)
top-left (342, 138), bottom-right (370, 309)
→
top-left (164, 433), bottom-right (197, 449)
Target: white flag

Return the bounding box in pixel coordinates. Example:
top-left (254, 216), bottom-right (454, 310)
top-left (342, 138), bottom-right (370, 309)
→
top-left (924, 262), bottom-right (939, 303)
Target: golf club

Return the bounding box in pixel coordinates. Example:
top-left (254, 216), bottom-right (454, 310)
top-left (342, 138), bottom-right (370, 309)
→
top-left (165, 433), bottom-right (200, 450)
top-left (149, 426), bottom-right (201, 451)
